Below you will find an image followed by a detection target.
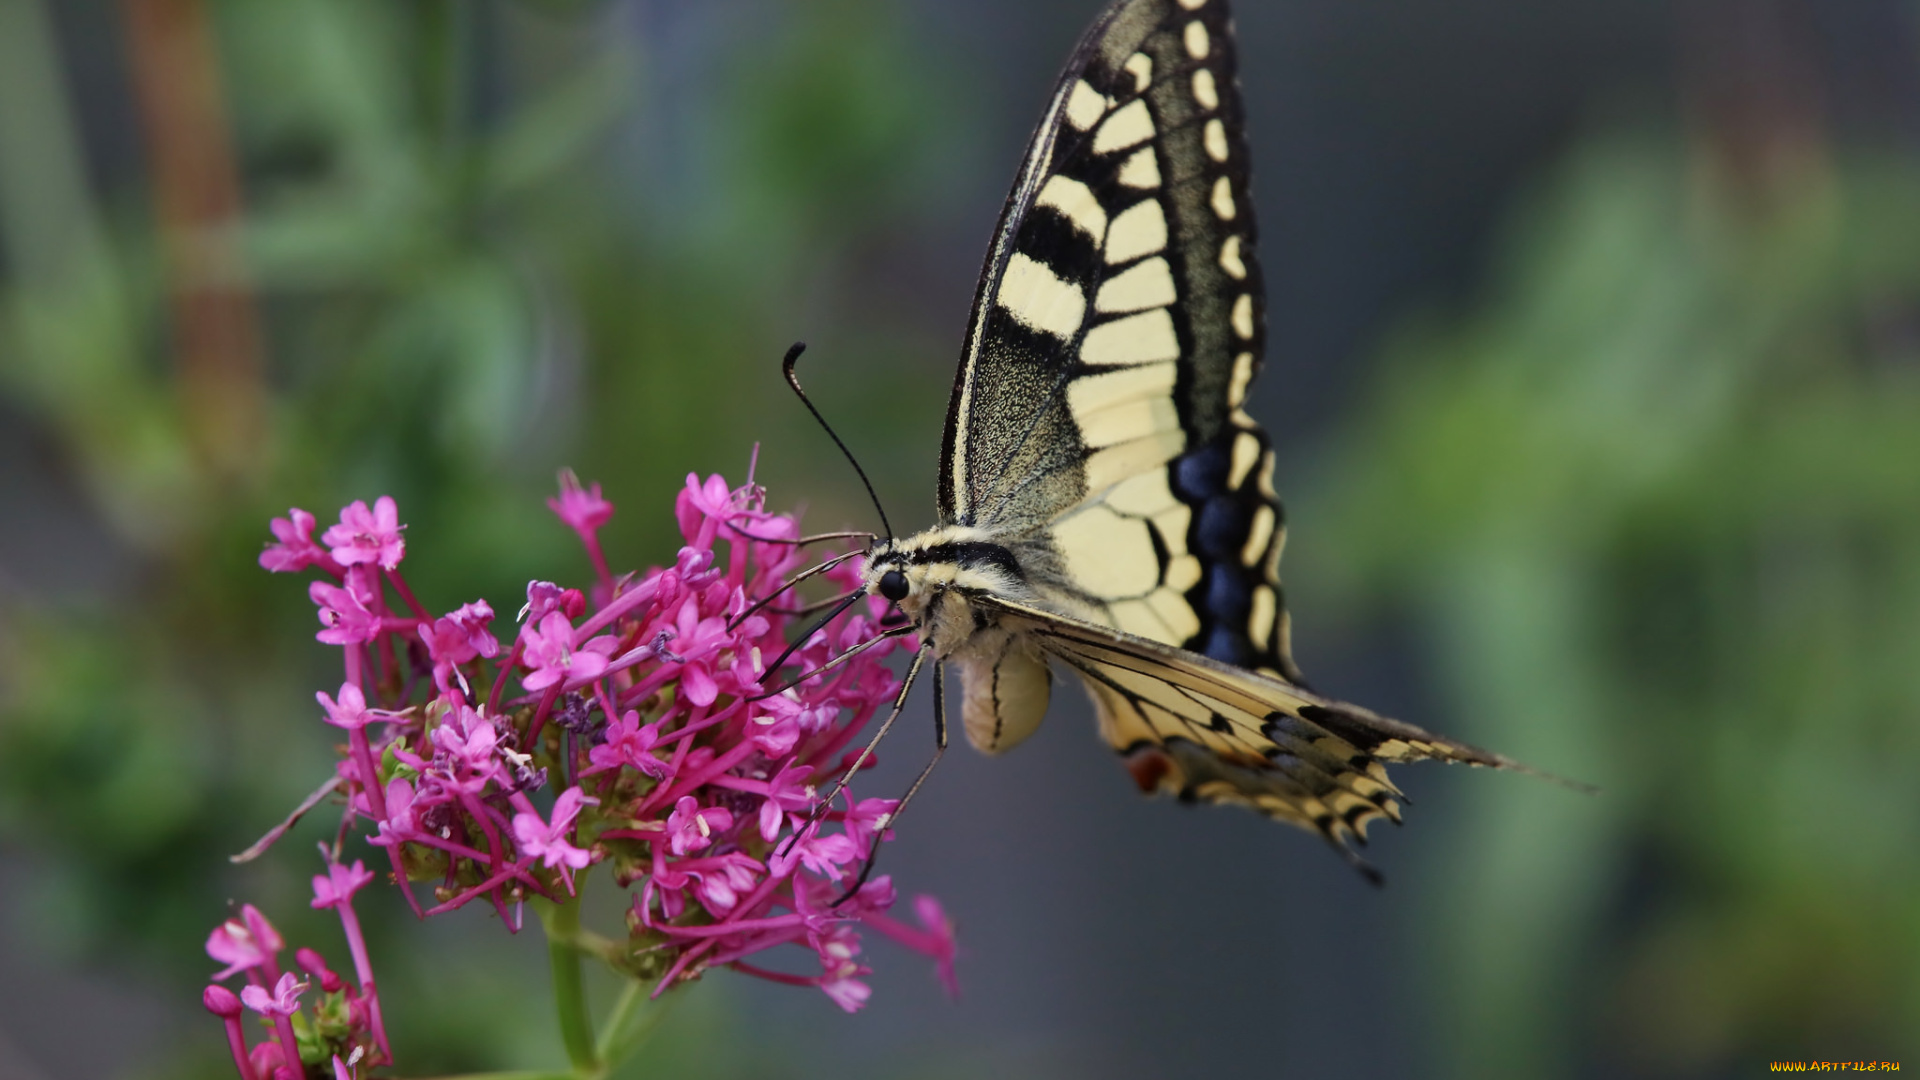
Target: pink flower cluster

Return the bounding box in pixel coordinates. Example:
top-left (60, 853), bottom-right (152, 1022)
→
top-left (203, 859), bottom-right (386, 1080)
top-left (208, 468), bottom-right (956, 1076)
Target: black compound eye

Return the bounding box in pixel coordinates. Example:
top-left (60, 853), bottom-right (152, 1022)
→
top-left (878, 569), bottom-right (909, 602)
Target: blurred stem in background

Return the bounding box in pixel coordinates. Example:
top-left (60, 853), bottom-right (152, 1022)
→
top-left (0, 0), bottom-right (942, 1075)
top-left (0, 0), bottom-right (195, 544)
top-left (123, 0), bottom-right (268, 484)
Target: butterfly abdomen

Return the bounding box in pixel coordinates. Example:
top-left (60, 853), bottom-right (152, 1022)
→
top-left (955, 628), bottom-right (1052, 755)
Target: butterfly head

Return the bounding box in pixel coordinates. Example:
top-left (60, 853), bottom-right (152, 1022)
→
top-left (860, 538), bottom-right (924, 613)
top-left (861, 527), bottom-right (1028, 656)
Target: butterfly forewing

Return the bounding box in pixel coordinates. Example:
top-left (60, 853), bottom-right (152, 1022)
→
top-left (937, 0), bottom-right (1302, 683)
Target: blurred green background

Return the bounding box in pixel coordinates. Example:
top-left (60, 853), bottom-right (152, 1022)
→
top-left (0, 0), bottom-right (1915, 1077)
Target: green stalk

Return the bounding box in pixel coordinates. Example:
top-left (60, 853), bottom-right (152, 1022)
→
top-left (598, 973), bottom-right (680, 1070)
top-left (594, 978), bottom-right (645, 1063)
top-left (536, 897), bottom-right (598, 1075)
top-left (419, 0), bottom-right (463, 152)
top-left (416, 1060), bottom-right (572, 1068)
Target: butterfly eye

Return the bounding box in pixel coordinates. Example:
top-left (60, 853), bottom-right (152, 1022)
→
top-left (878, 570), bottom-right (909, 602)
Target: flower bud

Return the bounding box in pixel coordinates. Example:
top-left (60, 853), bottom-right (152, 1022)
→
top-left (203, 984), bottom-right (243, 1017)
top-left (294, 947), bottom-right (344, 992)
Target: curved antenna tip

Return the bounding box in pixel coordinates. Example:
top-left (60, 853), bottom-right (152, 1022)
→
top-left (780, 341), bottom-right (894, 540)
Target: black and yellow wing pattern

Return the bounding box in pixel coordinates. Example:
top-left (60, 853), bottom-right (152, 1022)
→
top-left (982, 595), bottom-right (1533, 880)
top-left (923, 0), bottom-right (1543, 877)
top-left (941, 0), bottom-right (1300, 681)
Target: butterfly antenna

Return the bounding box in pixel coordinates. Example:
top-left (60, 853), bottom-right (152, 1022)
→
top-left (753, 623), bottom-right (918, 702)
top-left (727, 548), bottom-right (865, 631)
top-left (783, 342), bottom-right (893, 540)
top-left (752, 589), bottom-right (870, 696)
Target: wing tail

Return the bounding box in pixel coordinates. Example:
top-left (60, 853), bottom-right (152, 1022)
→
top-left (1297, 699), bottom-right (1597, 793)
top-left (978, 594), bottom-right (1586, 879)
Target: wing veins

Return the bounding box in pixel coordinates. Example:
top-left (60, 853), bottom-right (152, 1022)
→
top-left (1050, 644), bottom-right (1269, 759)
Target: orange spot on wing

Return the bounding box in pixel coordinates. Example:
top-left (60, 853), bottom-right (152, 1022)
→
top-left (1124, 747), bottom-right (1175, 792)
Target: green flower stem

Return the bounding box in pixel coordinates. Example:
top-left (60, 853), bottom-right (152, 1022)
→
top-left (535, 896), bottom-right (598, 1076)
top-left (419, 0), bottom-right (466, 152)
top-left (569, 927), bottom-right (629, 967)
top-left (417, 1072), bottom-right (578, 1080)
top-left (595, 976), bottom-right (661, 1066)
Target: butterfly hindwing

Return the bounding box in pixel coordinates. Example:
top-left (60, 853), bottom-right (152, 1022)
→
top-left (979, 595), bottom-right (1525, 874)
top-left (937, 0), bottom-right (1302, 683)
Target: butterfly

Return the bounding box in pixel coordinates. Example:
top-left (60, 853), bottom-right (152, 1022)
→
top-left (813, 0), bottom-right (1552, 884)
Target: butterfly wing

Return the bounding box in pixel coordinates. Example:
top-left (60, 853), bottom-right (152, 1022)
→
top-left (938, 0), bottom-right (1302, 682)
top-left (978, 595), bottom-right (1529, 878)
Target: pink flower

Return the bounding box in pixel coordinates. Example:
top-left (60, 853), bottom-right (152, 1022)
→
top-left (259, 508), bottom-right (331, 573)
top-left (661, 593), bottom-right (743, 707)
top-left (310, 574), bottom-right (380, 645)
top-left (513, 787), bottom-right (598, 871)
top-left (836, 874), bottom-right (898, 919)
top-left (369, 778), bottom-right (423, 846)
top-left (665, 796), bottom-right (733, 856)
top-left (640, 860), bottom-right (692, 925)
top-left (674, 472), bottom-right (737, 544)
top-left (747, 712), bottom-right (800, 756)
top-left (316, 682), bottom-right (398, 730)
top-left (251, 464), bottom-right (958, 1017)
top-left (203, 984), bottom-right (243, 1017)
top-left (311, 860), bottom-right (374, 910)
top-left (240, 972), bottom-right (308, 1018)
top-left (432, 706), bottom-right (502, 783)
top-left (797, 832), bottom-right (860, 880)
top-left (248, 1041), bottom-right (290, 1079)
top-left (294, 948), bottom-right (344, 992)
top-left (207, 905), bottom-right (283, 980)
top-left (519, 611), bottom-right (617, 691)
top-left (588, 711), bottom-right (671, 778)
top-left (773, 825), bottom-right (859, 881)
top-left (814, 926), bottom-right (873, 1013)
top-left (421, 600), bottom-right (500, 691)
top-left (762, 689), bottom-right (838, 738)
top-left (322, 496), bottom-right (406, 570)
top-left (820, 972), bottom-right (871, 1013)
top-left (841, 796), bottom-right (899, 858)
top-left (520, 580), bottom-right (584, 625)
top-left (757, 763), bottom-right (816, 842)
top-left (870, 895), bottom-right (960, 999)
top-left (688, 852), bottom-right (763, 916)
top-left (548, 470), bottom-right (614, 533)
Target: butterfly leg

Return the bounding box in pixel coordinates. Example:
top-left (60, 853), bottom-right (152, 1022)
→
top-left (834, 660), bottom-right (949, 904)
top-left (757, 622), bottom-right (918, 702)
top-left (776, 643), bottom-right (930, 860)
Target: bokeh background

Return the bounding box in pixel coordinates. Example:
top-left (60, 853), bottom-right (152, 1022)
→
top-left (2, 0), bottom-right (1917, 1077)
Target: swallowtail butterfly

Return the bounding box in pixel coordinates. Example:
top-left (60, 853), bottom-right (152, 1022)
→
top-left (839, 0), bottom-right (1549, 882)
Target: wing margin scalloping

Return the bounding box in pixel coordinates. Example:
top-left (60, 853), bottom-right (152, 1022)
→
top-left (977, 594), bottom-right (1532, 878)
